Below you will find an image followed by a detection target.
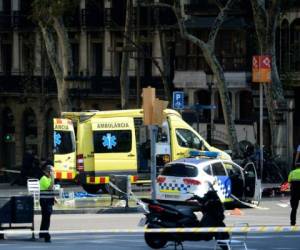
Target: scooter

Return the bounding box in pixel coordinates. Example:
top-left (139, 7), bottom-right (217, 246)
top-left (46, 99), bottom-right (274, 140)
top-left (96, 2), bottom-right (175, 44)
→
top-left (139, 187), bottom-right (229, 249)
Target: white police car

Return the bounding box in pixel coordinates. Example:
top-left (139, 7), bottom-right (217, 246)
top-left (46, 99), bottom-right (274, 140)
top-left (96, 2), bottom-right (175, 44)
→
top-left (156, 152), bottom-right (261, 204)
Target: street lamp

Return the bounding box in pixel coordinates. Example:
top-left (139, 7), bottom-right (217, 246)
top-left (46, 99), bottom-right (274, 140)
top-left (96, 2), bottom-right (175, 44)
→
top-left (207, 82), bottom-right (213, 145)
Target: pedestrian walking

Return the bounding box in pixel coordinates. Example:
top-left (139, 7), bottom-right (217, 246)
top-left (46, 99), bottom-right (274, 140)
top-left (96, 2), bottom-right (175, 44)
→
top-left (288, 163), bottom-right (300, 226)
top-left (39, 163), bottom-right (55, 242)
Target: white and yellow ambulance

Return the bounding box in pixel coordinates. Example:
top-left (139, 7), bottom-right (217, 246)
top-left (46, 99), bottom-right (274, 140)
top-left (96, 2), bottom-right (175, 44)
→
top-left (53, 109), bottom-right (230, 193)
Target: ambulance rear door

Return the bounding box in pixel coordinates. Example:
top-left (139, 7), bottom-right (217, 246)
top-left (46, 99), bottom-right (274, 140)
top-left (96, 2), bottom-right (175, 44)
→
top-left (53, 118), bottom-right (77, 180)
top-left (92, 117), bottom-right (137, 175)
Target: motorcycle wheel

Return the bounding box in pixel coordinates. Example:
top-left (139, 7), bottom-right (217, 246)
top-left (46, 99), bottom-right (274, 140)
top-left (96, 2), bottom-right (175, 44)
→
top-left (144, 232), bottom-right (167, 249)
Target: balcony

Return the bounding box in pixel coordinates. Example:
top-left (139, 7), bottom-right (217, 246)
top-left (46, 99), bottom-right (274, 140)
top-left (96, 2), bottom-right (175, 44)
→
top-left (0, 76), bottom-right (57, 94)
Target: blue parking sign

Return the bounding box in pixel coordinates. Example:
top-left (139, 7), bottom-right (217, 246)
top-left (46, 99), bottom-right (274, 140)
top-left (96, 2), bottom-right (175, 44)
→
top-left (172, 91), bottom-right (184, 109)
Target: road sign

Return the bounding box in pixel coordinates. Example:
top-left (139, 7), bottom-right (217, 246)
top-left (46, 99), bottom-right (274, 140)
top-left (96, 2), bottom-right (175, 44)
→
top-left (252, 55), bottom-right (271, 83)
top-left (172, 91), bottom-right (184, 109)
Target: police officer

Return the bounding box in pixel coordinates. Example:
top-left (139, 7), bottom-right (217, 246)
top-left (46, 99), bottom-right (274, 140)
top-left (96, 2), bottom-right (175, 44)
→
top-left (288, 163), bottom-right (300, 226)
top-left (39, 164), bottom-right (55, 242)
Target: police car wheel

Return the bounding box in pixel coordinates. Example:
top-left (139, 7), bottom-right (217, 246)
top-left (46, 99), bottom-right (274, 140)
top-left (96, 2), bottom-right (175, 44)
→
top-left (82, 184), bottom-right (101, 194)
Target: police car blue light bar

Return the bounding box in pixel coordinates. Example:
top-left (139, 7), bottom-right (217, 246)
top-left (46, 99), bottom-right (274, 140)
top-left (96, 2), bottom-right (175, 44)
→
top-left (189, 150), bottom-right (219, 158)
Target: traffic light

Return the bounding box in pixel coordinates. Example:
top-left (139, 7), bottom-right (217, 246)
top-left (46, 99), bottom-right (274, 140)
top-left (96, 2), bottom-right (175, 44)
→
top-left (3, 133), bottom-right (14, 142)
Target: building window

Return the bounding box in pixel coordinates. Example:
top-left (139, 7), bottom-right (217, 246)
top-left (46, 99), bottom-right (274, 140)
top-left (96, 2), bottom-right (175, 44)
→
top-left (91, 43), bottom-right (103, 76)
top-left (22, 37), bottom-right (34, 75)
top-left (1, 43), bottom-right (12, 75)
top-left (239, 91), bottom-right (253, 121)
top-left (71, 43), bottom-right (79, 75)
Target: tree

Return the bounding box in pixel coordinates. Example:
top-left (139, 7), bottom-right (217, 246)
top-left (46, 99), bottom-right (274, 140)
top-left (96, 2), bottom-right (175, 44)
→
top-left (250, 0), bottom-right (291, 156)
top-left (31, 0), bottom-right (79, 113)
top-left (120, 0), bottom-right (132, 109)
top-left (120, 1), bottom-right (172, 108)
top-left (145, 0), bottom-right (241, 157)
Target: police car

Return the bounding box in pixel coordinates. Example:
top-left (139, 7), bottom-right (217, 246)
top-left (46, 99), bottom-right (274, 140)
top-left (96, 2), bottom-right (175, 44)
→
top-left (156, 152), bottom-right (261, 204)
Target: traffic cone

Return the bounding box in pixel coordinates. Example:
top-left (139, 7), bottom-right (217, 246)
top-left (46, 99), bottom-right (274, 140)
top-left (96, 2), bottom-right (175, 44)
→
top-left (229, 208), bottom-right (243, 216)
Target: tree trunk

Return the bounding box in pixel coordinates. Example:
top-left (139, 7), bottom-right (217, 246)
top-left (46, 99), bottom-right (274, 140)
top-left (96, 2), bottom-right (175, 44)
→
top-left (202, 46), bottom-right (240, 157)
top-left (120, 0), bottom-right (132, 109)
top-left (251, 0), bottom-right (287, 155)
top-left (39, 22), bottom-right (72, 113)
top-left (159, 31), bottom-right (172, 104)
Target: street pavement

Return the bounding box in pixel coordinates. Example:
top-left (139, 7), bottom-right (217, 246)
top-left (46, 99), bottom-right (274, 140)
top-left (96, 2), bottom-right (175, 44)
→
top-left (1, 232), bottom-right (300, 250)
top-left (0, 181), bottom-right (298, 250)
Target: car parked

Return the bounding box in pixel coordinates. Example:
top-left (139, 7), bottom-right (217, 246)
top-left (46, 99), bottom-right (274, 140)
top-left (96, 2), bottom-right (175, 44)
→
top-left (156, 152), bottom-right (261, 205)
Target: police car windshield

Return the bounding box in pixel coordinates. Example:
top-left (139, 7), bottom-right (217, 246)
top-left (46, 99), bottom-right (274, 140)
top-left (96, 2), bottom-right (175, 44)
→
top-left (161, 163), bottom-right (198, 177)
top-left (53, 131), bottom-right (75, 154)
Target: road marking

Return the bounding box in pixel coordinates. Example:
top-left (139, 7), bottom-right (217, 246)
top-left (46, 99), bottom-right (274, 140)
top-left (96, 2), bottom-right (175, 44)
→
top-left (277, 203), bottom-right (289, 208)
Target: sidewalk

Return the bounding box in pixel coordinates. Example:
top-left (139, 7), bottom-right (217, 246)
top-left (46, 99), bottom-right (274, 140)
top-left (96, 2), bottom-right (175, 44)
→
top-left (0, 182), bottom-right (142, 214)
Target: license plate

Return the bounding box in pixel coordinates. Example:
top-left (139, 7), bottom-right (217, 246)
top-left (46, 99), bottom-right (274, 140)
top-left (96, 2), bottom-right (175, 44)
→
top-left (164, 194), bottom-right (180, 199)
top-left (138, 217), bottom-right (147, 227)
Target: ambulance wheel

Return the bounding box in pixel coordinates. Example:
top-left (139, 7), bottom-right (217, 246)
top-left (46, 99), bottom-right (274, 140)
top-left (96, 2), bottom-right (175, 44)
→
top-left (100, 184), bottom-right (109, 194)
top-left (82, 184), bottom-right (101, 194)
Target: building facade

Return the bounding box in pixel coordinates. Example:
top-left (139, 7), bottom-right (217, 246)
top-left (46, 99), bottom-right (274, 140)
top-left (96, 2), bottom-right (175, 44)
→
top-left (0, 0), bottom-right (299, 176)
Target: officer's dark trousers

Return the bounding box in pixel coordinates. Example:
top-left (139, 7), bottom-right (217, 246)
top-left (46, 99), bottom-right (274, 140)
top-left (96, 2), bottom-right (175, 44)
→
top-left (39, 198), bottom-right (53, 240)
top-left (290, 197), bottom-right (299, 226)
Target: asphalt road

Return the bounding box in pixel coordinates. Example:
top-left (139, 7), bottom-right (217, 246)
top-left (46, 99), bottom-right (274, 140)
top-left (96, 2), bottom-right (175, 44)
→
top-left (1, 232), bottom-right (300, 250)
top-left (0, 197), bottom-right (298, 249)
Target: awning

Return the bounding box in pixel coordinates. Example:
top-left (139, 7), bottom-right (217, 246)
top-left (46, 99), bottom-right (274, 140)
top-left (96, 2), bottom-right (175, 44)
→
top-left (173, 71), bottom-right (207, 88)
top-left (185, 17), bottom-right (248, 29)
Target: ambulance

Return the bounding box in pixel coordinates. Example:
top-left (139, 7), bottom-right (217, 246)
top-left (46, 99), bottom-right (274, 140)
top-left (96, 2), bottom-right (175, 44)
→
top-left (53, 109), bottom-right (230, 194)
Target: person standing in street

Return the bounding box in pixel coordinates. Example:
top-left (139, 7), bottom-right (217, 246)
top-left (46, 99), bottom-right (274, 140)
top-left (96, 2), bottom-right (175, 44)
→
top-left (288, 163), bottom-right (300, 226)
top-left (39, 164), bottom-right (55, 242)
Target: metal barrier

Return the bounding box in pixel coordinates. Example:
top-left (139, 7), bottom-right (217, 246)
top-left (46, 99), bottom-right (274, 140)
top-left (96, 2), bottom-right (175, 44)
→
top-left (0, 195), bottom-right (34, 239)
top-left (1, 226), bottom-right (300, 235)
top-left (108, 175), bottom-right (131, 207)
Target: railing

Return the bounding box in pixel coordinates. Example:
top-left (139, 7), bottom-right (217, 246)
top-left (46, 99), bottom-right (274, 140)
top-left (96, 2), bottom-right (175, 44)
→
top-left (175, 55), bottom-right (249, 72)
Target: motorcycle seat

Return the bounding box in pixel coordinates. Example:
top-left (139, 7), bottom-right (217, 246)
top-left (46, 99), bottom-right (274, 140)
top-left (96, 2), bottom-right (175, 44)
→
top-left (176, 206), bottom-right (195, 217)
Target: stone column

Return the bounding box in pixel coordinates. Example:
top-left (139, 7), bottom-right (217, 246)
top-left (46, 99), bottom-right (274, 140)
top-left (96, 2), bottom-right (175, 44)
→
top-left (187, 89), bottom-right (195, 106)
top-left (103, 0), bottom-right (112, 76)
top-left (14, 106), bottom-right (24, 166)
top-left (79, 0), bottom-right (88, 75)
top-left (0, 1), bottom-right (2, 73)
top-left (231, 90), bottom-right (236, 121)
top-left (36, 109), bottom-right (45, 159)
top-left (152, 30), bottom-right (163, 76)
top-left (11, 0), bottom-right (20, 75)
top-left (211, 89), bottom-right (216, 120)
top-left (34, 32), bottom-right (42, 76)
top-left (235, 91), bottom-right (240, 120)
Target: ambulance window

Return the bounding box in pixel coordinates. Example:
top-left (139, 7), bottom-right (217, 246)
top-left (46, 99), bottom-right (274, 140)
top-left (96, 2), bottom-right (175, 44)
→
top-left (93, 130), bottom-right (132, 153)
top-left (175, 129), bottom-right (205, 150)
top-left (157, 127), bottom-right (168, 143)
top-left (162, 163), bottom-right (198, 177)
top-left (53, 131), bottom-right (75, 154)
top-left (211, 162), bottom-right (227, 176)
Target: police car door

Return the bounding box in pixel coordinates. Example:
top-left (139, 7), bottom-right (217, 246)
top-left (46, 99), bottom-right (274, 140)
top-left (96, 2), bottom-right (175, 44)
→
top-left (243, 162), bottom-right (261, 204)
top-left (92, 117), bottom-right (137, 175)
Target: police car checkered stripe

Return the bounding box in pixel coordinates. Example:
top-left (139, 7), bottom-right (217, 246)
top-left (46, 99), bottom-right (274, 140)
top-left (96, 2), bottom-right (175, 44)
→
top-left (216, 176), bottom-right (231, 198)
top-left (159, 183), bottom-right (191, 192)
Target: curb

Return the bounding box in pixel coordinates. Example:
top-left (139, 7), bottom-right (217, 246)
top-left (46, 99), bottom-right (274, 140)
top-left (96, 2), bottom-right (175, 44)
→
top-left (34, 207), bottom-right (140, 215)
